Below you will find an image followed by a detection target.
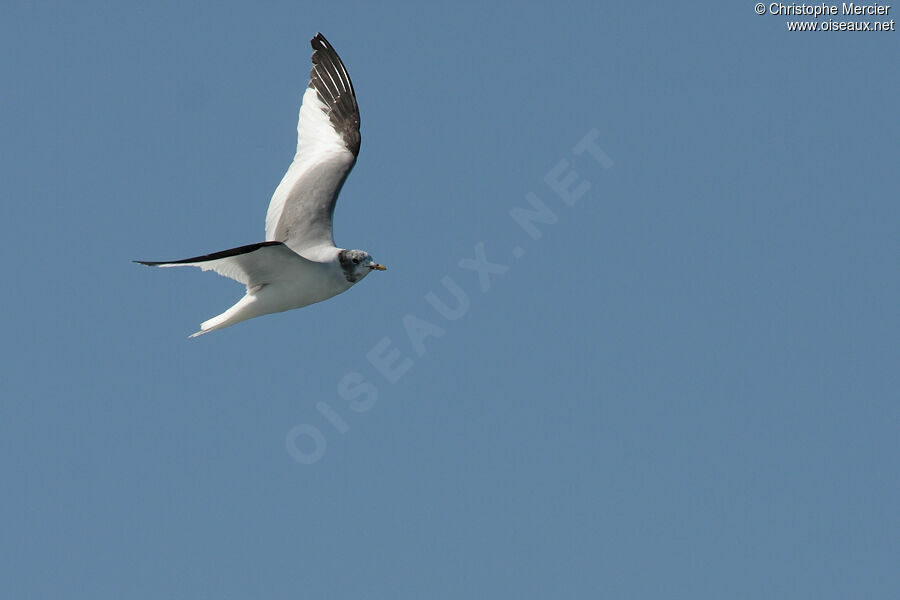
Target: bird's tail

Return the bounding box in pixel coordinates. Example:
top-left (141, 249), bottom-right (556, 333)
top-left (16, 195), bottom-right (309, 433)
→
top-left (189, 294), bottom-right (260, 338)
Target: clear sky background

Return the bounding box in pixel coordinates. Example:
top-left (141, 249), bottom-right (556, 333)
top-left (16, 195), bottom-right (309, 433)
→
top-left (1, 1), bottom-right (897, 598)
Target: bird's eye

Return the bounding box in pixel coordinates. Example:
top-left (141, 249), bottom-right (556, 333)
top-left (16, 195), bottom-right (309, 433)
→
top-left (352, 258), bottom-right (360, 265)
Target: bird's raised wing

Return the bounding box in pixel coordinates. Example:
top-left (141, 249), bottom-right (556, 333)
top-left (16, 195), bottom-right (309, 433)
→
top-left (265, 33), bottom-right (361, 256)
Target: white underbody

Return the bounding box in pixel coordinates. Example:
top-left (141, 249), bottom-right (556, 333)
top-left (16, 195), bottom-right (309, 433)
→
top-left (189, 245), bottom-right (356, 337)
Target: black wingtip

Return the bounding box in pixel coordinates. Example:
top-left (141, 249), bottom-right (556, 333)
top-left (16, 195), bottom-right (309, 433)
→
top-left (311, 32), bottom-right (329, 49)
top-left (307, 32), bottom-right (361, 157)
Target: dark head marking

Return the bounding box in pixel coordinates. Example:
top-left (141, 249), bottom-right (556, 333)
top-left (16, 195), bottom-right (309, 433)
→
top-left (338, 249), bottom-right (370, 283)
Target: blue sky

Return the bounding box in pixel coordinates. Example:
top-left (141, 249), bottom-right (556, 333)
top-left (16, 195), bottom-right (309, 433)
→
top-left (1, 1), bottom-right (897, 598)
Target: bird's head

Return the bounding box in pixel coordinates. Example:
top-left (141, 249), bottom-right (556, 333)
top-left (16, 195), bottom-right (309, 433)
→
top-left (338, 249), bottom-right (386, 283)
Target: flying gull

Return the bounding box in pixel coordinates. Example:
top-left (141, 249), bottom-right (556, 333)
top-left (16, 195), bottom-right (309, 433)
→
top-left (137, 33), bottom-right (385, 337)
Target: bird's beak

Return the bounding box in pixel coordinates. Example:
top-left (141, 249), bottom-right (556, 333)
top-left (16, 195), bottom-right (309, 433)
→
top-left (370, 263), bottom-right (387, 271)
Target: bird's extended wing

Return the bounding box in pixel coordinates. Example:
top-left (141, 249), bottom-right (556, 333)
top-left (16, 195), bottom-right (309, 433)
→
top-left (265, 33), bottom-right (361, 255)
top-left (135, 241), bottom-right (319, 290)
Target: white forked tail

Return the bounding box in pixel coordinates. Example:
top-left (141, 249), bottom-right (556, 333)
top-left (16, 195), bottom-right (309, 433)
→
top-left (189, 294), bottom-right (260, 338)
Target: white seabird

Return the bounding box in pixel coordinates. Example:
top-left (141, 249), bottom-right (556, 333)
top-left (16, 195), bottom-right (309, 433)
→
top-left (137, 33), bottom-right (385, 337)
